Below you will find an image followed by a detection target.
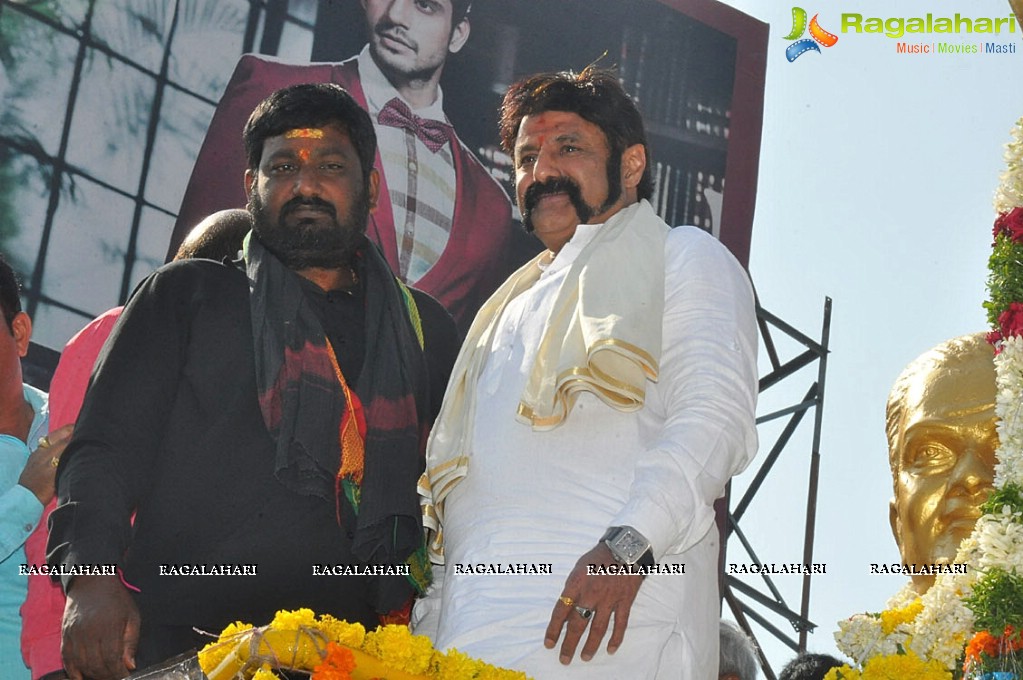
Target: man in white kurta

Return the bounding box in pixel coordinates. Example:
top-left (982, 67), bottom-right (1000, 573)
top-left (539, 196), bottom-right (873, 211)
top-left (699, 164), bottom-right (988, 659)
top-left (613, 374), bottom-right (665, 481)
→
top-left (415, 67), bottom-right (758, 679)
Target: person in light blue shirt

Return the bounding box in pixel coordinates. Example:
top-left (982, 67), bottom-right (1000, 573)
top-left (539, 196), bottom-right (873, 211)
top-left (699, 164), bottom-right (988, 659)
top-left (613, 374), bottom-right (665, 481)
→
top-left (0, 254), bottom-right (70, 679)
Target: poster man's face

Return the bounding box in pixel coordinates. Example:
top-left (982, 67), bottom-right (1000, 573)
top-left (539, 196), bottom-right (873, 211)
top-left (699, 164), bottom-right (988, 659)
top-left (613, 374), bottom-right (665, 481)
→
top-left (889, 354), bottom-right (997, 589)
top-left (363, 0), bottom-right (469, 84)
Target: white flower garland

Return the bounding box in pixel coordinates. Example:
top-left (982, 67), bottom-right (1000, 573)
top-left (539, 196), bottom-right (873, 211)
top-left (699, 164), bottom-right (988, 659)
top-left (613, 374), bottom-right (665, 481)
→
top-left (907, 565), bottom-right (976, 669)
top-left (834, 585), bottom-right (913, 662)
top-left (834, 548), bottom-right (977, 672)
top-left (994, 117), bottom-right (1023, 215)
top-left (994, 335), bottom-right (1023, 488)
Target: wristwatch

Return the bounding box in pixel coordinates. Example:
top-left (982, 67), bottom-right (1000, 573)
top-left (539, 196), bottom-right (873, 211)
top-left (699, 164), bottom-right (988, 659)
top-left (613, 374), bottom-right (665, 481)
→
top-left (601, 526), bottom-right (655, 568)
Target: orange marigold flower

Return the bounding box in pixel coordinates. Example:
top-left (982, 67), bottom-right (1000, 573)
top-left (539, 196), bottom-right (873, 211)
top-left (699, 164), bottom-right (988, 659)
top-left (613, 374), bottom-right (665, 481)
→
top-left (312, 641), bottom-right (357, 680)
top-left (964, 630), bottom-right (1000, 668)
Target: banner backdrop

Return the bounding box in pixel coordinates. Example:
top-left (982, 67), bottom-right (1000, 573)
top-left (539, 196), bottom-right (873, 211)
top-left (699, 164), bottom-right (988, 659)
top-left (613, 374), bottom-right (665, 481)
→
top-left (0, 0), bottom-right (765, 377)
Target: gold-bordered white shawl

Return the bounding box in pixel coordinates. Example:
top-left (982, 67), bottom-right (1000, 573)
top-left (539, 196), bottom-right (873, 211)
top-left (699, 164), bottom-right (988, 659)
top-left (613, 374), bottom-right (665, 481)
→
top-left (419, 200), bottom-right (668, 562)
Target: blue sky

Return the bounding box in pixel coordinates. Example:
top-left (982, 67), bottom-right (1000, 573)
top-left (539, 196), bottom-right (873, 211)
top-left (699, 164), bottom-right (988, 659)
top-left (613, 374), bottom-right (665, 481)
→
top-left (717, 0), bottom-right (1023, 672)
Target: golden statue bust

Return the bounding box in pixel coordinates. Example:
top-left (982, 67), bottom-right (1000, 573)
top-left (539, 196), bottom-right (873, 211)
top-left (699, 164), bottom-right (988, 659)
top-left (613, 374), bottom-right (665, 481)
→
top-left (886, 333), bottom-right (998, 593)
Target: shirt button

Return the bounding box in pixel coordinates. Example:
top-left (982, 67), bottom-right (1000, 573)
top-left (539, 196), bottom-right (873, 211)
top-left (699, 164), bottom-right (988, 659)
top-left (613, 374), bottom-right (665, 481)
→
top-left (23, 524), bottom-right (32, 533)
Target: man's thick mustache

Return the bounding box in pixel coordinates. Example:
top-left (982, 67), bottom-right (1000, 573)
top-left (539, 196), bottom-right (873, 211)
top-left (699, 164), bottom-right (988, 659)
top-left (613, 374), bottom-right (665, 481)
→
top-left (523, 178), bottom-right (583, 213)
top-left (280, 197), bottom-right (336, 219)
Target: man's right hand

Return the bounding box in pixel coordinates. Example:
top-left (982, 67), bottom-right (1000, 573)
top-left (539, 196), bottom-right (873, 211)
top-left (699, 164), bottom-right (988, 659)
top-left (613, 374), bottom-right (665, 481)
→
top-left (62, 574), bottom-right (140, 680)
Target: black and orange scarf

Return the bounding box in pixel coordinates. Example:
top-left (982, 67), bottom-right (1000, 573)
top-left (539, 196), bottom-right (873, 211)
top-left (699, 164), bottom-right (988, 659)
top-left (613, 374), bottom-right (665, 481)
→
top-left (244, 233), bottom-right (430, 615)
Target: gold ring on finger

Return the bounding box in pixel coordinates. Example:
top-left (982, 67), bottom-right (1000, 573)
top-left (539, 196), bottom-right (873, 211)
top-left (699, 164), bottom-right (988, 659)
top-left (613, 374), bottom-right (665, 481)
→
top-left (559, 596), bottom-right (574, 607)
top-left (38, 435), bottom-right (51, 449)
top-left (50, 456), bottom-right (60, 468)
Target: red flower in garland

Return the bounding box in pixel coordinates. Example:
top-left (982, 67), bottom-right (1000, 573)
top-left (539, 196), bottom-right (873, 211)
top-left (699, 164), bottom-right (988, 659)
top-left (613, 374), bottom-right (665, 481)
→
top-left (999, 301), bottom-right (1023, 340)
top-left (993, 206), bottom-right (1023, 242)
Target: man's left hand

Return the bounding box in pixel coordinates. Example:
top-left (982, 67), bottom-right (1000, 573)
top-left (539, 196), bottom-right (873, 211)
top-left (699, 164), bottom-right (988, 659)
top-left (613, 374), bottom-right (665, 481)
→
top-left (544, 543), bottom-right (643, 664)
top-left (19, 424), bottom-right (74, 505)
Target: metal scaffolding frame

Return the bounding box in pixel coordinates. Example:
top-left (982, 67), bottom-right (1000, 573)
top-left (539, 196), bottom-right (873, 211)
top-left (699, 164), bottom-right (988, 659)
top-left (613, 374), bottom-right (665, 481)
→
top-left (722, 296), bottom-right (832, 680)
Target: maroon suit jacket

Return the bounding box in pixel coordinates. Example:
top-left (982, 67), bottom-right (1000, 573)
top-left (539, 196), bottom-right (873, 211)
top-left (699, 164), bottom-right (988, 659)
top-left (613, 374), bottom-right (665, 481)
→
top-left (172, 54), bottom-right (522, 331)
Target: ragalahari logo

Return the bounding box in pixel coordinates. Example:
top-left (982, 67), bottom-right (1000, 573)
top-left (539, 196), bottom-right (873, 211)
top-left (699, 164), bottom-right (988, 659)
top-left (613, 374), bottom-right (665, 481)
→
top-left (784, 7), bottom-right (839, 62)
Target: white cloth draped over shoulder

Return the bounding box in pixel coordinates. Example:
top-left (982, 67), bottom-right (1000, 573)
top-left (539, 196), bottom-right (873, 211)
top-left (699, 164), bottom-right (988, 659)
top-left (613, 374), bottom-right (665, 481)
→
top-left (413, 200), bottom-right (759, 679)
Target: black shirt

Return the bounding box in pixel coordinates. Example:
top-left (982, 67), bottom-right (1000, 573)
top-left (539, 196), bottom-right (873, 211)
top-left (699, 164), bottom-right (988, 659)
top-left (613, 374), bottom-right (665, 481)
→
top-left (47, 258), bottom-right (459, 664)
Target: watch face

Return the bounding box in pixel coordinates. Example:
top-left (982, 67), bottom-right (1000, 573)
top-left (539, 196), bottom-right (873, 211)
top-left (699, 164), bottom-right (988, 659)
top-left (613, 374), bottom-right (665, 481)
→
top-left (610, 528), bottom-right (649, 562)
top-left (617, 531), bottom-right (645, 560)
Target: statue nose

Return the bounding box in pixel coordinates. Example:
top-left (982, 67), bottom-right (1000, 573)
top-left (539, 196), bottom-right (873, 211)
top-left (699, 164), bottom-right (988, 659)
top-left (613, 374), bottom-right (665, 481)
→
top-left (948, 445), bottom-right (994, 498)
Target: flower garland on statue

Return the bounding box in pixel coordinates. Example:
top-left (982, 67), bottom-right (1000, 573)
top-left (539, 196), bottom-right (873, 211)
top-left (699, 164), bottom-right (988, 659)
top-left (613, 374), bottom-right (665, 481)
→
top-left (197, 608), bottom-right (529, 680)
top-left (827, 117), bottom-right (1023, 680)
top-left (967, 110), bottom-right (1023, 680)
top-left (827, 545), bottom-right (977, 679)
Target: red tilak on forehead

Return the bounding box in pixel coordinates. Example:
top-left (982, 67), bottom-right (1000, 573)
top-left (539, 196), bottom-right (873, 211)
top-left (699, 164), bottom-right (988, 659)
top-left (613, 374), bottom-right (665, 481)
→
top-left (284, 128), bottom-right (324, 139)
top-left (297, 149), bottom-right (311, 162)
top-left (517, 133), bottom-right (546, 155)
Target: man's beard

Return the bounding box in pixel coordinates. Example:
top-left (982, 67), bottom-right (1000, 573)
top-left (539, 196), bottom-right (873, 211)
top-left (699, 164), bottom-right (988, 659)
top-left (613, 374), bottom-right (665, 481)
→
top-left (248, 190), bottom-right (370, 270)
top-left (520, 151), bottom-right (623, 234)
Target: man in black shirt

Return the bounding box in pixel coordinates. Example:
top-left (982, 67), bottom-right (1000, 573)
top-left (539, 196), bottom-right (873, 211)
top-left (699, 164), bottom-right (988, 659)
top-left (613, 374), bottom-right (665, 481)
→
top-left (48, 83), bottom-right (459, 680)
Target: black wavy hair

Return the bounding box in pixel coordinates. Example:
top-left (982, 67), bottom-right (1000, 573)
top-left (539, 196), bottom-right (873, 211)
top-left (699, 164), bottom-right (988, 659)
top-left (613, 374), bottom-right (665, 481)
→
top-left (499, 64), bottom-right (653, 201)
top-left (243, 83), bottom-right (377, 185)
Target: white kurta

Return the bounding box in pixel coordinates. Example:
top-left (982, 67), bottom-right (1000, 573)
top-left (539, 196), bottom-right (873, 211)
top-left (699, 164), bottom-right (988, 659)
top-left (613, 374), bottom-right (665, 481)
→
top-left (414, 223), bottom-right (758, 679)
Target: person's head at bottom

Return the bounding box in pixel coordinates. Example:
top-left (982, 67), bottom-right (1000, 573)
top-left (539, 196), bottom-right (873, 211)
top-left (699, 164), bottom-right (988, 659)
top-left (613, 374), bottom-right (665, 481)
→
top-left (719, 621), bottom-right (759, 680)
top-left (778, 652), bottom-right (845, 680)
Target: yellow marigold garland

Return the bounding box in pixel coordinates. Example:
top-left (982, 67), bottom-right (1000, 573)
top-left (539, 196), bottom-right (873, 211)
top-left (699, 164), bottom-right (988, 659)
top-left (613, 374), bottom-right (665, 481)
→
top-left (362, 624), bottom-right (436, 675)
top-left (878, 599), bottom-right (923, 635)
top-left (197, 608), bottom-right (530, 680)
top-left (824, 647), bottom-right (952, 680)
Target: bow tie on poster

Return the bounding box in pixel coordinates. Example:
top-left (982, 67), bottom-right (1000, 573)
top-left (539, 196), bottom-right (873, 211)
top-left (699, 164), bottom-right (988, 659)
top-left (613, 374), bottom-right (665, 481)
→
top-left (377, 98), bottom-right (454, 153)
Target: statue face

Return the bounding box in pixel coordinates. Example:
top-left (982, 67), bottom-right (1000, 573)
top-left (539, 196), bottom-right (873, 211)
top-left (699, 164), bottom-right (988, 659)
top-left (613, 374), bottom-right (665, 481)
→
top-left (889, 350), bottom-right (997, 591)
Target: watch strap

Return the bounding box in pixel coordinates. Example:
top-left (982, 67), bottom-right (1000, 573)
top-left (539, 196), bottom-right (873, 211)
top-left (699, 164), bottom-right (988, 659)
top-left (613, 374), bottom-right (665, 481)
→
top-left (635, 546), bottom-right (655, 569)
